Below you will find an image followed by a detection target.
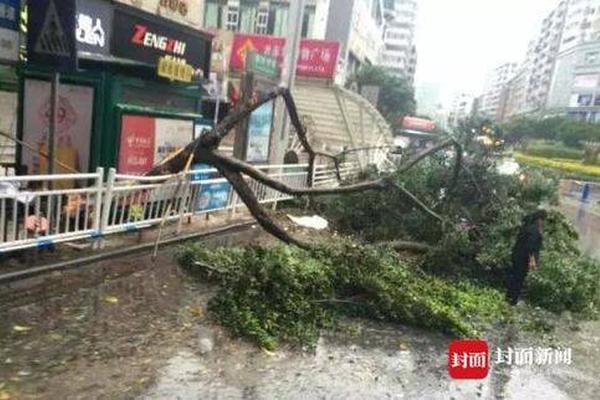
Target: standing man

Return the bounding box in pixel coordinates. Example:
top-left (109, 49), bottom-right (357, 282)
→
top-left (507, 210), bottom-right (547, 305)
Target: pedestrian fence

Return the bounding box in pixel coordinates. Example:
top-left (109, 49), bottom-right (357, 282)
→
top-left (0, 162), bottom-right (358, 254)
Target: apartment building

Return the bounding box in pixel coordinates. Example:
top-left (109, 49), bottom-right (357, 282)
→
top-left (447, 92), bottom-right (474, 128)
top-left (499, 68), bottom-right (529, 122)
top-left (524, 1), bottom-right (568, 113)
top-left (480, 62), bottom-right (518, 120)
top-left (381, 0), bottom-right (418, 83)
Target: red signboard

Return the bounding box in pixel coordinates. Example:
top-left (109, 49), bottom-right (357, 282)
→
top-left (230, 34), bottom-right (340, 79)
top-left (118, 115), bottom-right (156, 175)
top-left (402, 116), bottom-right (437, 132)
top-left (230, 33), bottom-right (285, 72)
top-left (297, 39), bottom-right (340, 78)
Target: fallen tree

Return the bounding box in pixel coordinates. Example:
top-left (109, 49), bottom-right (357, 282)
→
top-left (149, 87), bottom-right (463, 249)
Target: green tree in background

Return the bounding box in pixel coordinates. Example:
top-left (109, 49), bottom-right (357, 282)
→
top-left (346, 65), bottom-right (416, 127)
top-left (503, 116), bottom-right (600, 146)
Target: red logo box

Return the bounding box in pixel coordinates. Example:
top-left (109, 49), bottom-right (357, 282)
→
top-left (448, 340), bottom-right (490, 379)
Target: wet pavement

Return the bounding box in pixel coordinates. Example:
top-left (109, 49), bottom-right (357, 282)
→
top-left (0, 206), bottom-right (598, 399)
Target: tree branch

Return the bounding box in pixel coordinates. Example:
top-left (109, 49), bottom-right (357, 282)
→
top-left (213, 160), bottom-right (311, 250)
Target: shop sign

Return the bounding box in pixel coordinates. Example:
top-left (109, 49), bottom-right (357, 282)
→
top-left (112, 8), bottom-right (211, 76)
top-left (246, 52), bottom-right (279, 79)
top-left (113, 0), bottom-right (202, 28)
top-left (0, 0), bottom-right (18, 62)
top-left (157, 56), bottom-right (194, 82)
top-left (27, 0), bottom-right (77, 71)
top-left (246, 101), bottom-right (273, 163)
top-left (296, 39), bottom-right (339, 78)
top-left (75, 0), bottom-right (112, 55)
top-left (230, 33), bottom-right (339, 79)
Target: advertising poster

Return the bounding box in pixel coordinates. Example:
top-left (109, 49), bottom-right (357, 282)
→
top-left (118, 115), bottom-right (155, 175)
top-left (22, 79), bottom-right (94, 176)
top-left (246, 101), bottom-right (273, 163)
top-left (155, 118), bottom-right (193, 164)
top-left (118, 116), bottom-right (193, 174)
top-left (191, 163), bottom-right (231, 212)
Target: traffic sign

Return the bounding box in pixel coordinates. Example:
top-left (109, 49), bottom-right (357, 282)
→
top-left (27, 0), bottom-right (77, 71)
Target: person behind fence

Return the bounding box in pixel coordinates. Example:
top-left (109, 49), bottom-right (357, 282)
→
top-left (507, 209), bottom-right (547, 305)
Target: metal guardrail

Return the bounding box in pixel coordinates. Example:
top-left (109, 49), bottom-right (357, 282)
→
top-left (0, 163), bottom-right (359, 255)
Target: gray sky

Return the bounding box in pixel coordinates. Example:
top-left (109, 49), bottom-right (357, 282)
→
top-left (414, 0), bottom-right (559, 99)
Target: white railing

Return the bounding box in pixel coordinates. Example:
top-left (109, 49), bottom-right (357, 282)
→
top-left (0, 163), bottom-right (342, 255)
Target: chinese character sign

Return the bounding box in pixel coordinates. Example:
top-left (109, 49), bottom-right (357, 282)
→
top-left (118, 115), bottom-right (156, 175)
top-left (448, 340), bottom-right (490, 380)
top-left (230, 34), bottom-right (340, 79)
top-left (230, 34), bottom-right (285, 72)
top-left (296, 39), bottom-right (339, 78)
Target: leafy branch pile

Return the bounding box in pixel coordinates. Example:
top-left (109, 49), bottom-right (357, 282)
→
top-left (314, 151), bottom-right (600, 317)
top-left (177, 239), bottom-right (508, 350)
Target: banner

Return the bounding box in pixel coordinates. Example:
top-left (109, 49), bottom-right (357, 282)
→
top-left (118, 115), bottom-right (155, 174)
top-left (230, 33), bottom-right (340, 79)
top-left (22, 79), bottom-right (94, 176)
top-left (113, 0), bottom-right (203, 28)
top-left (246, 101), bottom-right (273, 163)
top-left (296, 39), bottom-right (340, 78)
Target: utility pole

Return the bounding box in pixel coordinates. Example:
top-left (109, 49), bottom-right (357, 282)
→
top-left (276, 0), bottom-right (305, 161)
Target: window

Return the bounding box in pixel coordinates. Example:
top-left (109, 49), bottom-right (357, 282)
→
top-left (585, 51), bottom-right (599, 64)
top-left (268, 4), bottom-right (288, 36)
top-left (225, 6), bottom-right (239, 31)
top-left (577, 93), bottom-right (593, 106)
top-left (204, 1), bottom-right (222, 29)
top-left (256, 7), bottom-right (269, 34)
top-left (239, 4), bottom-right (257, 33)
top-left (301, 6), bottom-right (315, 38)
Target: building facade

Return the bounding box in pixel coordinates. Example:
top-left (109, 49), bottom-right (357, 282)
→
top-left (203, 0), bottom-right (330, 39)
top-left (447, 92), bottom-right (474, 128)
top-left (523, 1), bottom-right (568, 113)
top-left (326, 0), bottom-right (386, 84)
top-left (547, 41), bottom-right (600, 122)
top-left (480, 62), bottom-right (518, 120)
top-left (499, 67), bottom-right (529, 122)
top-left (381, 0), bottom-right (417, 83)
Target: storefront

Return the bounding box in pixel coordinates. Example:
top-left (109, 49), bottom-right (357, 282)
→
top-left (19, 0), bottom-right (213, 175)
